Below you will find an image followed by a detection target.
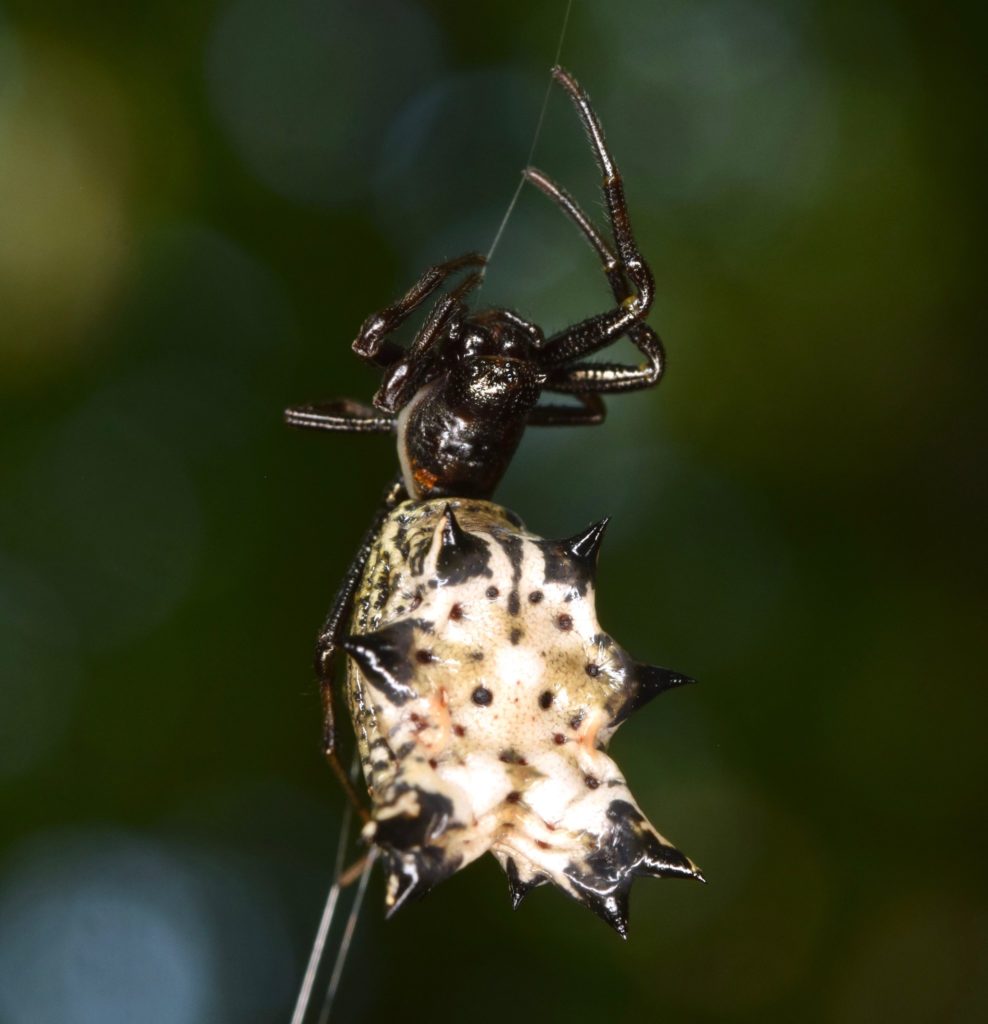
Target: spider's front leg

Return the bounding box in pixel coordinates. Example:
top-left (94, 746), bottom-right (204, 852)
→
top-left (353, 252), bottom-right (486, 368)
top-left (533, 67), bottom-right (659, 378)
top-left (286, 254), bottom-right (486, 430)
top-left (551, 65), bottom-right (655, 317)
top-left (524, 166), bottom-right (665, 395)
top-left (374, 267), bottom-right (484, 413)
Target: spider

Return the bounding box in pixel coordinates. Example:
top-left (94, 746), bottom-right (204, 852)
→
top-left (285, 66), bottom-right (672, 820)
top-left (286, 66), bottom-right (665, 501)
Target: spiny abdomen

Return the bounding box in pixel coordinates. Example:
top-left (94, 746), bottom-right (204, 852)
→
top-left (344, 497), bottom-right (702, 937)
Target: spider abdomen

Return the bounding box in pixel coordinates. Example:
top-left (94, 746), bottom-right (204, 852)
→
top-left (344, 497), bottom-right (702, 937)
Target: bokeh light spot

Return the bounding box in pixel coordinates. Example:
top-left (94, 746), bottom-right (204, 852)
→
top-left (0, 829), bottom-right (297, 1024)
top-left (373, 69), bottom-right (544, 266)
top-left (833, 887), bottom-right (987, 1023)
top-left (591, 0), bottom-right (839, 218)
top-left (0, 37), bottom-right (133, 378)
top-left (0, 832), bottom-right (213, 1024)
top-left (207, 0), bottom-right (443, 208)
top-left (0, 554), bottom-right (81, 778)
top-left (18, 403), bottom-right (203, 649)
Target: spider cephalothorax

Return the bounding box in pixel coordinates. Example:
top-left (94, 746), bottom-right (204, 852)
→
top-left (344, 499), bottom-right (702, 936)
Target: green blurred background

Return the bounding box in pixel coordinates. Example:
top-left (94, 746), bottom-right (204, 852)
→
top-left (1, 1), bottom-right (985, 1021)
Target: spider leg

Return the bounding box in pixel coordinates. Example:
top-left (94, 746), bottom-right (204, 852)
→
top-left (375, 270), bottom-right (484, 412)
top-left (524, 167), bottom-right (624, 294)
top-left (353, 253), bottom-right (486, 368)
top-left (524, 166), bottom-right (665, 393)
top-left (527, 393), bottom-right (605, 426)
top-left (532, 67), bottom-right (657, 369)
top-left (410, 271), bottom-right (484, 358)
top-left (314, 475), bottom-right (406, 820)
top-left (542, 344), bottom-right (663, 393)
top-left (284, 399), bottom-right (396, 433)
top-left (550, 65), bottom-right (655, 314)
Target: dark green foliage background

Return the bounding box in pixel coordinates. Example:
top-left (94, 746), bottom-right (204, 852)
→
top-left (1, 2), bottom-right (984, 1021)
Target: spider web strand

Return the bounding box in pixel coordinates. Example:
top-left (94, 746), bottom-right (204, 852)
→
top-left (484, 0), bottom-right (574, 267)
top-left (290, 746), bottom-right (368, 1024)
top-left (288, 799), bottom-right (353, 1024)
top-left (317, 847), bottom-right (379, 1024)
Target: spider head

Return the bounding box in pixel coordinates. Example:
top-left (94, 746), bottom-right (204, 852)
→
top-left (457, 316), bottom-right (537, 363)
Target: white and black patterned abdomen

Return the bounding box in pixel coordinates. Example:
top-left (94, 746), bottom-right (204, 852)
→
top-left (344, 497), bottom-right (702, 937)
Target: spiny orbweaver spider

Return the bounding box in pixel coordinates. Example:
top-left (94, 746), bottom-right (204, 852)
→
top-left (287, 67), bottom-right (702, 939)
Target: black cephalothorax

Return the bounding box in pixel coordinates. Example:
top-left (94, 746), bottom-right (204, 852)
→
top-left (285, 67), bottom-right (666, 502)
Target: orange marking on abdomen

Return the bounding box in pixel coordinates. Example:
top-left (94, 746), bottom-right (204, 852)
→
top-left (414, 466), bottom-right (439, 492)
